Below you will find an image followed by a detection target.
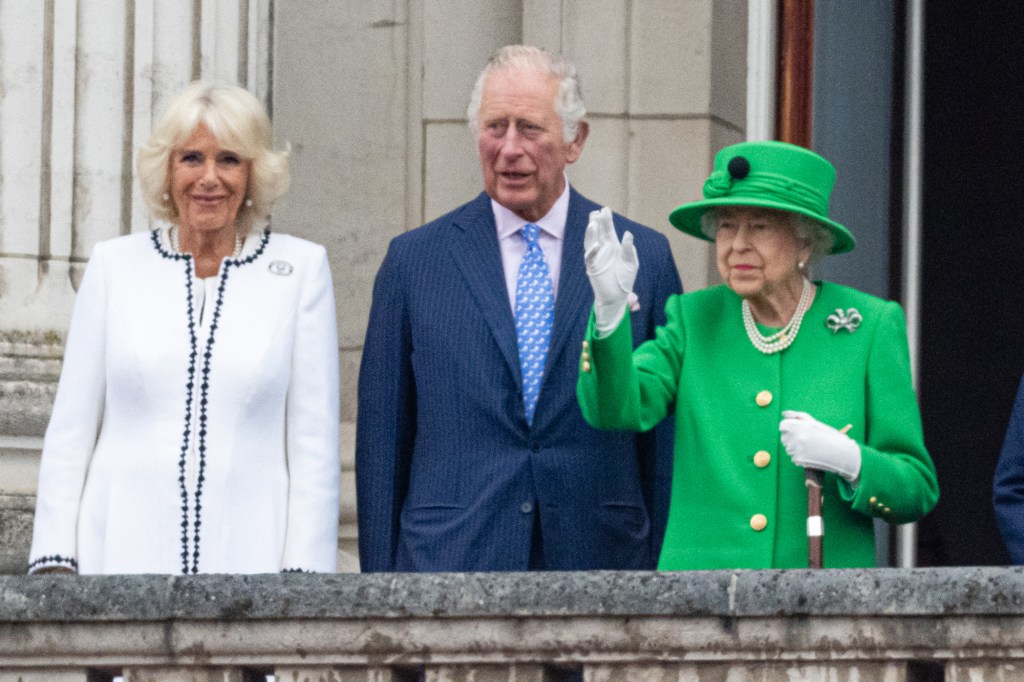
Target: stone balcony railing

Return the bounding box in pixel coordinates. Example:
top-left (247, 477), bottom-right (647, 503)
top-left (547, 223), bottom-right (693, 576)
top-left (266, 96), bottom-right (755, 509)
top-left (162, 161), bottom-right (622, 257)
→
top-left (4, 568), bottom-right (1024, 681)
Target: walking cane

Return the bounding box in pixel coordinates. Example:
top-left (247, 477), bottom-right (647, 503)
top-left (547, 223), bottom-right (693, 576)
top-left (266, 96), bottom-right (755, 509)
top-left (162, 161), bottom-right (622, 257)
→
top-left (806, 423), bottom-right (851, 569)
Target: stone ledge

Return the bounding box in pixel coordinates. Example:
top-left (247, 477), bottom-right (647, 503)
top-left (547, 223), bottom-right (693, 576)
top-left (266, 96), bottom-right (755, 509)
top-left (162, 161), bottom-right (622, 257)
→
top-left (2, 567), bottom-right (1024, 623)
top-left (0, 494), bottom-right (33, 575)
top-left (0, 330), bottom-right (66, 358)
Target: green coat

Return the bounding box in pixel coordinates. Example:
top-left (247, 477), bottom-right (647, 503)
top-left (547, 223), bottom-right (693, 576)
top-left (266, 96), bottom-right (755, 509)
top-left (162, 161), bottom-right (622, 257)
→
top-left (577, 282), bottom-right (939, 569)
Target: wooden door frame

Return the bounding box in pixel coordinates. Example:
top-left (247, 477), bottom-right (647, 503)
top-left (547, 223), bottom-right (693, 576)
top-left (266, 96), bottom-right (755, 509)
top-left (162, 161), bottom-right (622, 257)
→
top-left (776, 0), bottom-right (815, 146)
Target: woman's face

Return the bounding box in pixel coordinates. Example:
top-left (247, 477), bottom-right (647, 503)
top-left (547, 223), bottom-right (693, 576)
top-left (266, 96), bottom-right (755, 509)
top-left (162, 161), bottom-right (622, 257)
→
top-left (170, 123), bottom-right (250, 236)
top-left (714, 207), bottom-right (811, 304)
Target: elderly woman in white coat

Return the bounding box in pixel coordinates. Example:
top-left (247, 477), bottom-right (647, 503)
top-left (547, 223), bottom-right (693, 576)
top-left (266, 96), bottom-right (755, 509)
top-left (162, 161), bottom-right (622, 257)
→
top-left (28, 82), bottom-right (340, 575)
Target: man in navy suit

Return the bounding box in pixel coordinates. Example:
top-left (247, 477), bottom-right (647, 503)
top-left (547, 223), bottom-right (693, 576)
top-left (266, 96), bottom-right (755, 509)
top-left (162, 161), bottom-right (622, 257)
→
top-left (356, 45), bottom-right (682, 571)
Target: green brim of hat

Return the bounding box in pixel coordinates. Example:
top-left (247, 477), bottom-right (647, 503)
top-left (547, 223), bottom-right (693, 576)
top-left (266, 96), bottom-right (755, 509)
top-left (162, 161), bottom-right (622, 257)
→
top-left (669, 198), bottom-right (855, 255)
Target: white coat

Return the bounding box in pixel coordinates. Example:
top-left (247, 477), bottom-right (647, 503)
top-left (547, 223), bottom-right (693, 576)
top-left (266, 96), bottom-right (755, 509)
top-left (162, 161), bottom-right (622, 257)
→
top-left (28, 227), bottom-right (340, 574)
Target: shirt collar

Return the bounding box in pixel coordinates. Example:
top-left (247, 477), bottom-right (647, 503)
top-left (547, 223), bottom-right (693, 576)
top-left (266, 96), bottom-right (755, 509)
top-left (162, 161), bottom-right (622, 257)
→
top-left (492, 178), bottom-right (570, 241)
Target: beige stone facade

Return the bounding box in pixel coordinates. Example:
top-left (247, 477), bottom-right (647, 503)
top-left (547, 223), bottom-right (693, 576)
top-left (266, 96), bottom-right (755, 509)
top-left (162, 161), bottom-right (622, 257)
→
top-left (0, 1), bottom-right (748, 573)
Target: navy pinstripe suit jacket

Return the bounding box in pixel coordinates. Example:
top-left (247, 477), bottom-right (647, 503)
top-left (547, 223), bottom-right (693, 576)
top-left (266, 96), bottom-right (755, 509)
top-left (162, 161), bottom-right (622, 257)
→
top-left (356, 189), bottom-right (682, 572)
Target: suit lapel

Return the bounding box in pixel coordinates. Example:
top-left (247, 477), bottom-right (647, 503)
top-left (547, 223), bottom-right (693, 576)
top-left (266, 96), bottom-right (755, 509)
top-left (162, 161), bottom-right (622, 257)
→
top-left (542, 188), bottom-right (595, 401)
top-left (449, 193), bottom-right (521, 384)
top-left (448, 190), bottom-right (598, 425)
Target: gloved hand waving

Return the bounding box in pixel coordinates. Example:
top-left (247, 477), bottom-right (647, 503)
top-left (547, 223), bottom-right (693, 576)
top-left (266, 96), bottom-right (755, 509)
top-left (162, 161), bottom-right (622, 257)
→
top-left (779, 410), bottom-right (862, 482)
top-left (584, 207), bottom-right (638, 336)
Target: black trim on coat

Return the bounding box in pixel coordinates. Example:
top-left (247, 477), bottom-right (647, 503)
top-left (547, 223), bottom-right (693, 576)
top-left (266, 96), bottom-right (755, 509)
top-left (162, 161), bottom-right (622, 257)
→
top-left (27, 554), bottom-right (79, 572)
top-left (150, 228), bottom-right (271, 574)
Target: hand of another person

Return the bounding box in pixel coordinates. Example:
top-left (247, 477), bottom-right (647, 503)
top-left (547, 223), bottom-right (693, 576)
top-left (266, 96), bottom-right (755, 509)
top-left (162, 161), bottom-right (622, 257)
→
top-left (779, 410), bottom-right (862, 482)
top-left (584, 207), bottom-right (639, 335)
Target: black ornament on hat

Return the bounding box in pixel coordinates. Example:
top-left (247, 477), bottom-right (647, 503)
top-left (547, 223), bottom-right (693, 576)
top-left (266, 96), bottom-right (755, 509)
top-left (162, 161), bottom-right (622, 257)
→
top-left (727, 156), bottom-right (751, 180)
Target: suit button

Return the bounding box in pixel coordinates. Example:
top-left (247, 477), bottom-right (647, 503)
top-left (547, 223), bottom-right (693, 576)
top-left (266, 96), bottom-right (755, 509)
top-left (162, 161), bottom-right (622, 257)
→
top-left (753, 450), bottom-right (771, 468)
top-left (531, 442), bottom-right (541, 453)
top-left (750, 514), bottom-right (768, 531)
top-left (521, 502), bottom-right (534, 514)
top-left (755, 390), bottom-right (773, 407)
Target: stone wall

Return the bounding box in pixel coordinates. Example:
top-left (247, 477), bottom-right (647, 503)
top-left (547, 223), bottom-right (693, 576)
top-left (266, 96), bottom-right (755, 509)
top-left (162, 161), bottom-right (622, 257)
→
top-left (5, 567), bottom-right (1024, 680)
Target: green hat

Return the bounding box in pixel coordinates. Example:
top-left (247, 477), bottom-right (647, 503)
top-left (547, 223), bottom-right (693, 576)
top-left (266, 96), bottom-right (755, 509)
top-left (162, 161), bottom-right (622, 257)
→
top-left (668, 140), bottom-right (855, 255)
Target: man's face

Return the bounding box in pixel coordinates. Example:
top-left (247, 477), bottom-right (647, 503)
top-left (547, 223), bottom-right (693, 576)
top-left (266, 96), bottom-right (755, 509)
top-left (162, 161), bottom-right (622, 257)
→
top-left (476, 68), bottom-right (587, 223)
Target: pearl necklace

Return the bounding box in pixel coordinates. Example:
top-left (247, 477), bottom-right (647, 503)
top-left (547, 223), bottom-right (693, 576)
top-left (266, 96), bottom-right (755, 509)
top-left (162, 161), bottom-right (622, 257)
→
top-left (742, 277), bottom-right (814, 354)
top-left (169, 225), bottom-right (243, 259)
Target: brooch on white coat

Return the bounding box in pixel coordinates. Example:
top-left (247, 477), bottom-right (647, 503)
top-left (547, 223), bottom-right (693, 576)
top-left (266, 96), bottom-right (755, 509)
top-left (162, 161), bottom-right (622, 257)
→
top-left (268, 260), bottom-right (294, 276)
top-left (826, 308), bottom-right (862, 334)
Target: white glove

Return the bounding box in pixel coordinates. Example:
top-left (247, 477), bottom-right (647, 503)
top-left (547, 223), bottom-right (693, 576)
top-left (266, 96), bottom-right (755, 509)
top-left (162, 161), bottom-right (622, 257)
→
top-left (779, 410), bottom-right (862, 482)
top-left (584, 206), bottom-right (638, 336)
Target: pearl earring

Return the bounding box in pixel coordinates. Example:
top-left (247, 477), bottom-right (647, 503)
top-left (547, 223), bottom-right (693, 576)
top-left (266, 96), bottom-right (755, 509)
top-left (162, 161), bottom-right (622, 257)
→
top-left (798, 260), bottom-right (807, 271)
top-left (244, 198), bottom-right (253, 207)
top-left (162, 192), bottom-right (170, 202)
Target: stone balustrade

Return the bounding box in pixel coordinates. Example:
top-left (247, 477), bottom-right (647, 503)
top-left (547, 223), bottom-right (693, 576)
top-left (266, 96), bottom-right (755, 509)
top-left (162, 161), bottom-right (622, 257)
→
top-left (3, 567), bottom-right (1024, 681)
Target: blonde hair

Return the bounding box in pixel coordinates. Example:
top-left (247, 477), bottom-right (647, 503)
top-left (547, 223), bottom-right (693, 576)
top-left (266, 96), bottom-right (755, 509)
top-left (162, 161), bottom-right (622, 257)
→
top-left (136, 82), bottom-right (289, 233)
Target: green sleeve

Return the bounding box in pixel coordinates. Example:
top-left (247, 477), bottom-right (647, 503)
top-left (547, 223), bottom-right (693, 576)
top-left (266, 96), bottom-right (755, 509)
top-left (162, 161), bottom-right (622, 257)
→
top-left (838, 302), bottom-right (940, 523)
top-left (577, 297), bottom-right (684, 433)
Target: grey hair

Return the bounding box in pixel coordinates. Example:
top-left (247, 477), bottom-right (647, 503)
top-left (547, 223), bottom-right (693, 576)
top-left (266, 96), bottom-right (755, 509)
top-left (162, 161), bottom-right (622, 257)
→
top-left (466, 45), bottom-right (586, 143)
top-left (136, 81), bottom-right (289, 234)
top-left (701, 207), bottom-right (836, 274)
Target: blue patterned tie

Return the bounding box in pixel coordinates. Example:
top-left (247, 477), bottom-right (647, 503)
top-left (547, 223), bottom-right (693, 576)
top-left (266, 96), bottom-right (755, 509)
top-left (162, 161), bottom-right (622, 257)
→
top-left (515, 223), bottom-right (554, 425)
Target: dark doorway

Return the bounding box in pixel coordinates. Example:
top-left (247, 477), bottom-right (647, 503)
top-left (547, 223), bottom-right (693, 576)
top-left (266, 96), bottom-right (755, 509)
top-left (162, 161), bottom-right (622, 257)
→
top-left (916, 1), bottom-right (1024, 565)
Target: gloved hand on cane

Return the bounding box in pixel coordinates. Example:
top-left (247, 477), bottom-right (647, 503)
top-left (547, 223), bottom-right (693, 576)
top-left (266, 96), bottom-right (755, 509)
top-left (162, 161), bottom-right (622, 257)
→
top-left (584, 207), bottom-right (638, 337)
top-left (779, 410), bottom-right (862, 482)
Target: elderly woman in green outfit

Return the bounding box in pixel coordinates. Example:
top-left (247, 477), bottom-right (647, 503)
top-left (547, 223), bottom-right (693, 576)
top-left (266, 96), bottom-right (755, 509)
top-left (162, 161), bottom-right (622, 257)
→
top-left (578, 140), bottom-right (938, 569)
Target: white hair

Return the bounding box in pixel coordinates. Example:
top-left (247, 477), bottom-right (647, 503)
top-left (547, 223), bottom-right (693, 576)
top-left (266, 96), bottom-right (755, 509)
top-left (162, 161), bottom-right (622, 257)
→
top-left (466, 45), bottom-right (586, 143)
top-left (701, 207), bottom-right (836, 274)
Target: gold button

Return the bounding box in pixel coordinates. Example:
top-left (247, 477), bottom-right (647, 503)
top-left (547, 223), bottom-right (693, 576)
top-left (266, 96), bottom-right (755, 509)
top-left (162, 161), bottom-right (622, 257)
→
top-left (582, 340), bottom-right (590, 350)
top-left (869, 496), bottom-right (877, 504)
top-left (750, 514), bottom-right (768, 531)
top-left (755, 390), bottom-right (773, 407)
top-left (582, 361), bottom-right (592, 373)
top-left (753, 450), bottom-right (771, 468)
top-left (883, 507), bottom-right (891, 514)
top-left (582, 351), bottom-right (590, 362)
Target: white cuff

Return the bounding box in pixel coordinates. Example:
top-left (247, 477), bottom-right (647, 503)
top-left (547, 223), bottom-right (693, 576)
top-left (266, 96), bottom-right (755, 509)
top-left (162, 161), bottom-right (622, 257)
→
top-left (593, 302), bottom-right (627, 338)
